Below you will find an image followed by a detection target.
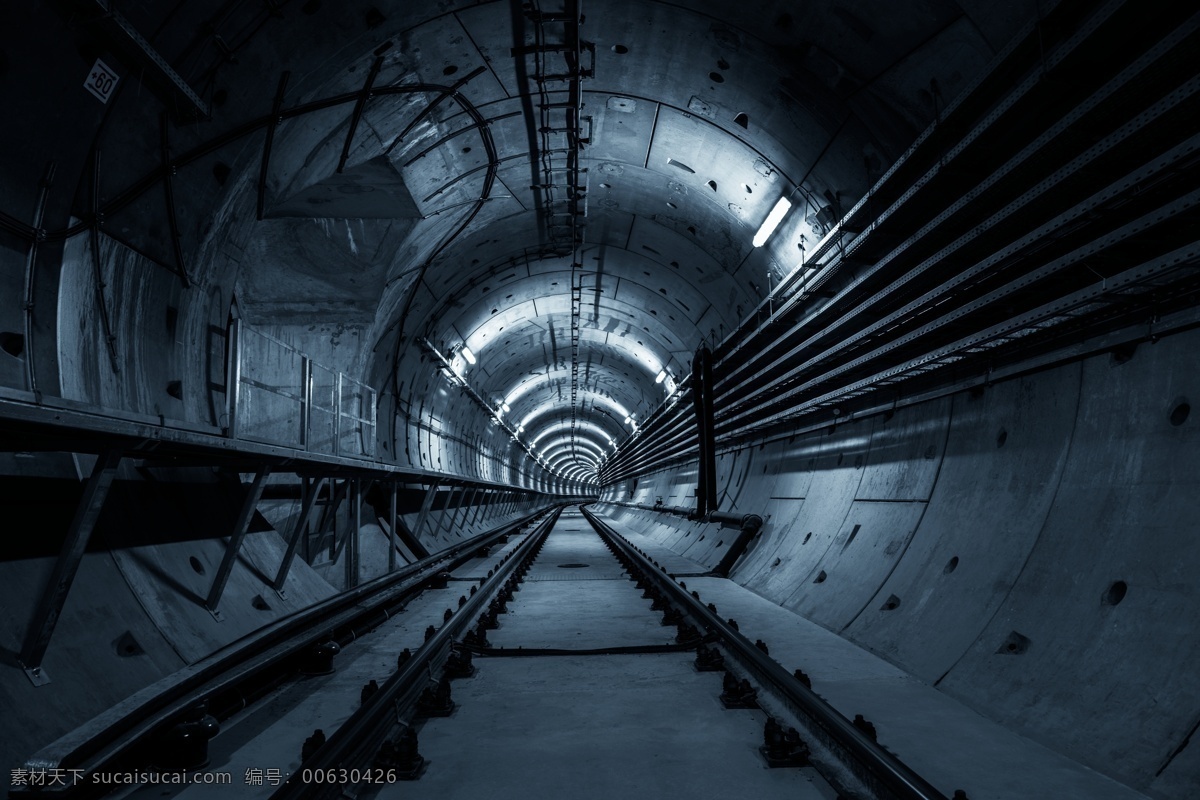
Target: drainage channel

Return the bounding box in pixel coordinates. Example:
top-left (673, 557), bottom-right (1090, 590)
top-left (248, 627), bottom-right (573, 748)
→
top-left (367, 506), bottom-right (838, 800)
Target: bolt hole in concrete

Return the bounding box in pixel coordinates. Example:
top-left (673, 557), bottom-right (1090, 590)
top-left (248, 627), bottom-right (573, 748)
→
top-left (443, 64), bottom-right (458, 76)
top-left (996, 428), bottom-right (1008, 447)
top-left (1103, 580), bottom-right (1128, 606)
top-left (998, 630), bottom-right (1031, 655)
top-left (802, 532), bottom-right (812, 544)
top-left (252, 594), bottom-right (272, 611)
top-left (557, 563), bottom-right (590, 569)
top-left (1, 331), bottom-right (25, 357)
top-left (612, 44), bottom-right (628, 54)
top-left (881, 594), bottom-right (901, 611)
top-left (944, 555), bottom-right (959, 574)
top-left (734, 112), bottom-right (749, 128)
top-left (1170, 399), bottom-right (1190, 426)
top-left (667, 158), bottom-right (695, 173)
top-left (113, 631), bottom-right (144, 657)
top-left (189, 556), bottom-right (205, 575)
top-left (709, 71), bottom-right (725, 83)
top-left (814, 570), bottom-right (827, 584)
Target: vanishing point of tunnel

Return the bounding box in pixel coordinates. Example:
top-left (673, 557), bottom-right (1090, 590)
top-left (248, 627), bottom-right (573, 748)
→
top-left (1, 1), bottom-right (1198, 798)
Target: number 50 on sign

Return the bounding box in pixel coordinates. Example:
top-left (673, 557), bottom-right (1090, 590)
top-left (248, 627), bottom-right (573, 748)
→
top-left (85, 59), bottom-right (119, 104)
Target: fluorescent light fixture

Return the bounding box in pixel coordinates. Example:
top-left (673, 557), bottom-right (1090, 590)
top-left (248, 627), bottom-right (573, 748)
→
top-left (752, 196), bottom-right (792, 247)
top-left (461, 345), bottom-right (476, 365)
top-left (654, 369), bottom-right (667, 384)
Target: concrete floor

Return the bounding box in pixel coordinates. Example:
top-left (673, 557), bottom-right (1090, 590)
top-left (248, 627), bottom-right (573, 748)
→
top-left (383, 508), bottom-right (832, 800)
top-left (115, 580), bottom-right (486, 799)
top-left (392, 654), bottom-right (834, 800)
top-left (678, 578), bottom-right (1149, 800)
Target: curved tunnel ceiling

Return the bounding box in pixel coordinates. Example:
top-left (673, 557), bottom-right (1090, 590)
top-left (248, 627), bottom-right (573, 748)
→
top-left (32, 0), bottom-right (1021, 486)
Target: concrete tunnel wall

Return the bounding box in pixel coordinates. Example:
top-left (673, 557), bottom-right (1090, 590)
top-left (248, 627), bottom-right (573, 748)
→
top-left (595, 322), bottom-right (1200, 798)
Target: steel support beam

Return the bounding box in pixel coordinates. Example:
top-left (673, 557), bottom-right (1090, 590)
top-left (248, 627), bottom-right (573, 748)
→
top-left (438, 485), bottom-right (464, 536)
top-left (337, 57), bottom-right (383, 173)
top-left (412, 480), bottom-right (441, 547)
top-left (257, 72), bottom-right (290, 220)
top-left (19, 450), bottom-right (122, 685)
top-left (711, 514), bottom-right (764, 578)
top-left (387, 482), bottom-right (398, 572)
top-left (692, 346), bottom-right (716, 516)
top-left (159, 113), bottom-right (191, 288)
top-left (206, 468), bottom-right (271, 619)
top-left (345, 479), bottom-right (361, 588)
top-left (273, 476), bottom-right (327, 596)
top-left (87, 0), bottom-right (211, 119)
top-left (21, 161), bottom-right (54, 402)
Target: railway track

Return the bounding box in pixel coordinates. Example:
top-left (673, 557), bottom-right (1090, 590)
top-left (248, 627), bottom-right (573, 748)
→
top-left (20, 505), bottom-right (958, 800)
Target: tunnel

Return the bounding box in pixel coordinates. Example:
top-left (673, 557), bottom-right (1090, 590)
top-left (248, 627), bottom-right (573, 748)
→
top-left (1, 0), bottom-right (1198, 797)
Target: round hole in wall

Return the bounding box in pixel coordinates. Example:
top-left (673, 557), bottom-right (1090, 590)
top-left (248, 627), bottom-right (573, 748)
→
top-left (666, 201), bottom-right (677, 209)
top-left (996, 428), bottom-right (1008, 448)
top-left (1103, 580), bottom-right (1128, 606)
top-left (0, 332), bottom-right (25, 358)
top-left (558, 563), bottom-right (590, 569)
top-left (599, 182), bottom-right (612, 189)
top-left (771, 558), bottom-right (782, 568)
top-left (1170, 400), bottom-right (1190, 426)
top-left (743, 184), bottom-right (753, 194)
top-left (612, 44), bottom-right (628, 54)
top-left (813, 570), bottom-right (827, 584)
top-left (698, 535), bottom-right (705, 542)
top-left (880, 594), bottom-right (901, 611)
top-left (252, 594), bottom-right (272, 611)
top-left (709, 71), bottom-right (724, 83)
top-left (443, 64), bottom-right (458, 76)
top-left (189, 556), bottom-right (205, 575)
top-left (716, 540), bottom-right (724, 547)
top-left (944, 556), bottom-right (959, 574)
top-left (802, 531), bottom-right (812, 544)
top-left (462, 146), bottom-right (472, 154)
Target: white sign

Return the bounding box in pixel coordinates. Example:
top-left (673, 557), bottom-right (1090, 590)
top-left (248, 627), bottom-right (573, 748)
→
top-left (84, 59), bottom-right (119, 104)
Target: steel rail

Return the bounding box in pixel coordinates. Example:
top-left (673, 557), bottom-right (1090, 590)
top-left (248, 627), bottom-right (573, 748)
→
top-left (270, 507), bottom-right (562, 800)
top-left (581, 506), bottom-right (950, 800)
top-left (12, 509), bottom-right (551, 797)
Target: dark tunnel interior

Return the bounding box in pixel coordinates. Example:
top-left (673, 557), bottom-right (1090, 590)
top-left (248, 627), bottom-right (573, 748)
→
top-left (1, 1), bottom-right (1199, 798)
